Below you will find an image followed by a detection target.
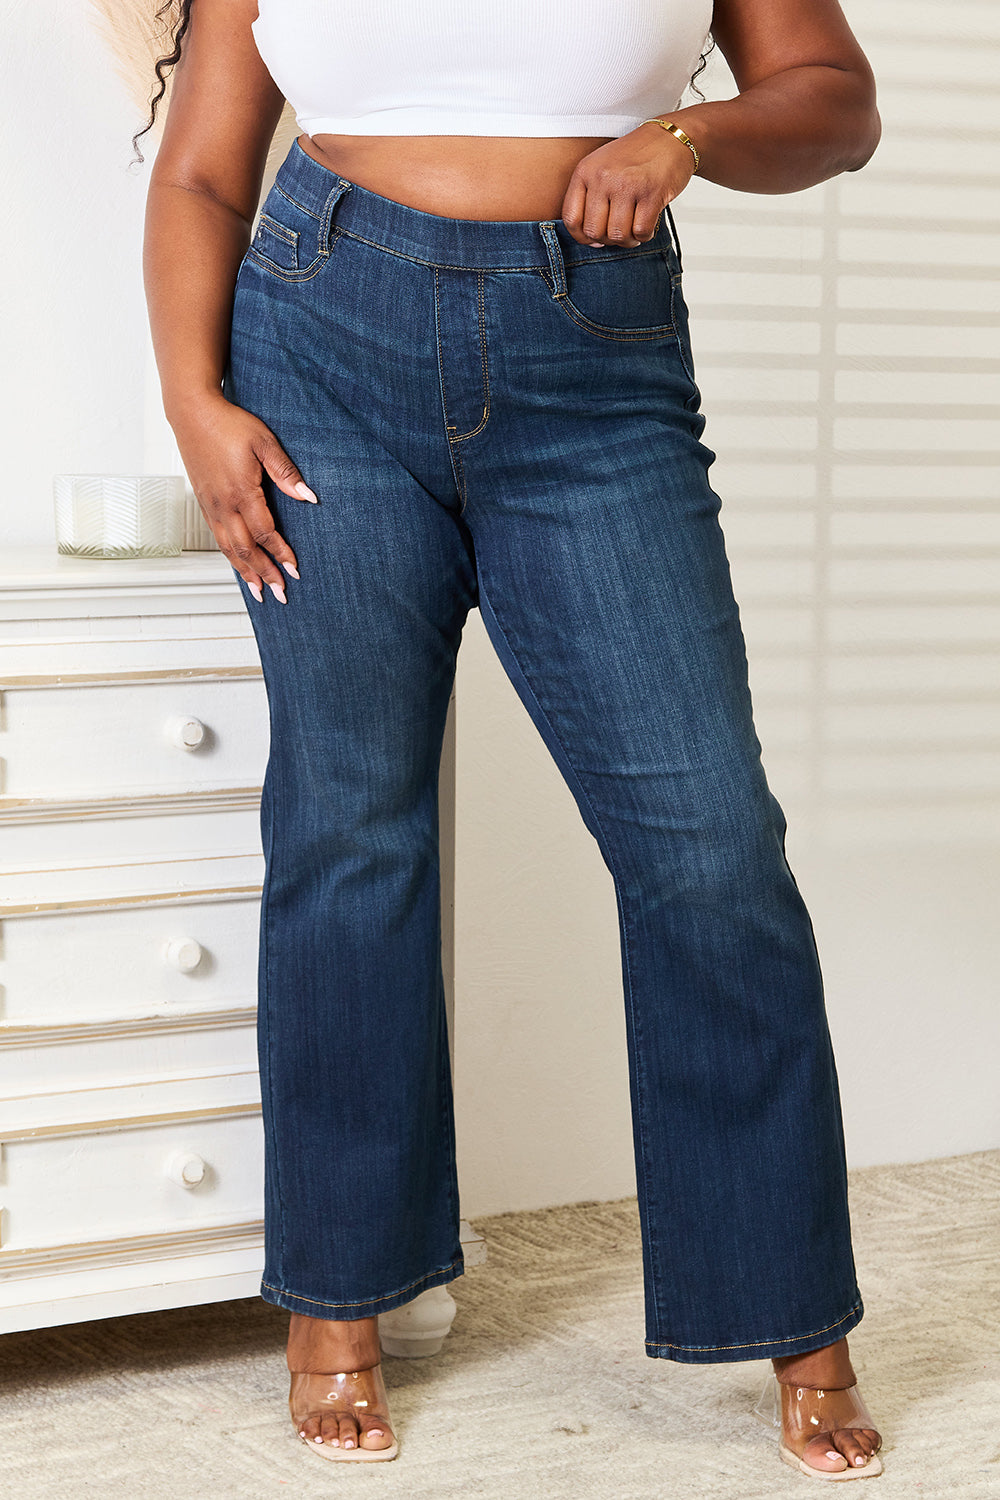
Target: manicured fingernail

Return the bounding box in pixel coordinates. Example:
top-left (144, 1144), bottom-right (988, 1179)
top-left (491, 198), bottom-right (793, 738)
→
top-left (294, 482), bottom-right (318, 503)
top-left (282, 562), bottom-right (300, 579)
top-left (269, 582), bottom-right (287, 603)
top-left (247, 581), bottom-right (263, 603)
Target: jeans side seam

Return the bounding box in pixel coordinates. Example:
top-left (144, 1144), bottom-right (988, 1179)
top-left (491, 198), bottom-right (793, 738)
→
top-left (475, 575), bottom-right (661, 1337)
top-left (259, 757), bottom-right (286, 1287)
top-left (431, 772), bottom-right (463, 1254)
top-left (666, 260), bottom-right (700, 396)
top-left (436, 976), bottom-right (463, 1253)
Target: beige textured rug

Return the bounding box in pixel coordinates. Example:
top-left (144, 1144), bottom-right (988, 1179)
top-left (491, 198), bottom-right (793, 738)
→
top-left (1, 1150), bottom-right (997, 1499)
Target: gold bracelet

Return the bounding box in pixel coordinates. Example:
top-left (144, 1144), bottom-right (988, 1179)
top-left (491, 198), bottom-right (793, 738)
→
top-left (640, 118), bottom-right (701, 173)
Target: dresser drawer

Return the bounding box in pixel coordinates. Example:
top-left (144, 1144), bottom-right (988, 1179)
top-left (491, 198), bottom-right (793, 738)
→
top-left (0, 1100), bottom-right (263, 1269)
top-left (0, 672), bottom-right (269, 802)
top-left (0, 896), bottom-right (261, 1027)
top-left (0, 1011), bottom-right (260, 1101)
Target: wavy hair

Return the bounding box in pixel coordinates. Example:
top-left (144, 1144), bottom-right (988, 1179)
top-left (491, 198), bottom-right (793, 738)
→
top-left (130, 0), bottom-right (192, 162)
top-left (687, 35), bottom-right (716, 100)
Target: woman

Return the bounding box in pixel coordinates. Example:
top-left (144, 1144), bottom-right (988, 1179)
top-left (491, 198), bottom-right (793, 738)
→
top-left (142, 0), bottom-right (883, 1479)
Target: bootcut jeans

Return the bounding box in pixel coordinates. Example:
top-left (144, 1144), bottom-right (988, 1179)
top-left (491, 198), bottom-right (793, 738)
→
top-left (223, 136), bottom-right (864, 1363)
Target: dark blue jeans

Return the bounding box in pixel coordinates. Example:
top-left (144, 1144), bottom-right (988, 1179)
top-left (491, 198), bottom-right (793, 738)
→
top-left (224, 137), bottom-right (864, 1363)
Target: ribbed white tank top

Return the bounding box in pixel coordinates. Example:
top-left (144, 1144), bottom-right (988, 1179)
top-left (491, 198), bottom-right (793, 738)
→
top-left (252, 0), bottom-right (714, 139)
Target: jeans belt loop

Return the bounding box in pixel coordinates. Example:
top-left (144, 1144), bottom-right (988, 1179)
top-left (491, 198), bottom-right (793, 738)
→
top-left (320, 178), bottom-right (352, 255)
top-left (539, 221), bottom-right (568, 300)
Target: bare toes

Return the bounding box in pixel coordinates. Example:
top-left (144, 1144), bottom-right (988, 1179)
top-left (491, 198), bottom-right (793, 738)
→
top-left (834, 1428), bottom-right (878, 1468)
top-left (360, 1417), bottom-right (394, 1450)
top-left (337, 1414), bottom-right (360, 1450)
top-left (318, 1412), bottom-right (342, 1446)
top-left (801, 1436), bottom-right (849, 1472)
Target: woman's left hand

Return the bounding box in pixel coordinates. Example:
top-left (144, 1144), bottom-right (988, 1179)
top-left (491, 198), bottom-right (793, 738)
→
top-left (561, 124), bottom-right (696, 248)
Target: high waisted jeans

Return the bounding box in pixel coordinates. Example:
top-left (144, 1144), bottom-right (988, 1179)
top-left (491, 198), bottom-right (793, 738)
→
top-left (224, 137), bottom-right (864, 1363)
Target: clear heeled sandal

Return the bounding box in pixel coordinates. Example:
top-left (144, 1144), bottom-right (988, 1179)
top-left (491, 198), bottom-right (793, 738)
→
top-left (753, 1374), bottom-right (883, 1480)
top-left (289, 1366), bottom-right (399, 1462)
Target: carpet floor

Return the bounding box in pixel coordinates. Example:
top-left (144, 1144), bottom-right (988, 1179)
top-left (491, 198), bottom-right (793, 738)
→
top-left (1, 1149), bottom-right (997, 1500)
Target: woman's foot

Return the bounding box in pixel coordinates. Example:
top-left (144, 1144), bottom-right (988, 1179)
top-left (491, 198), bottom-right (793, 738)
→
top-left (772, 1338), bottom-right (882, 1477)
top-left (287, 1312), bottom-right (396, 1455)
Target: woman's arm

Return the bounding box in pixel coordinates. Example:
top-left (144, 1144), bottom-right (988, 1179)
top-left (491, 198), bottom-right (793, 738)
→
top-left (562, 0), bottom-right (880, 246)
top-left (671, 0), bottom-right (881, 191)
top-left (144, 0), bottom-right (312, 599)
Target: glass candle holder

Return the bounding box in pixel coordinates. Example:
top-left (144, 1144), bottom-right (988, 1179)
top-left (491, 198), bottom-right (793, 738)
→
top-left (53, 474), bottom-right (185, 559)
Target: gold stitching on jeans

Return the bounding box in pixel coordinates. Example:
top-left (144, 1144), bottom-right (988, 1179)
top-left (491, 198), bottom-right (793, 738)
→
top-left (257, 212), bottom-right (297, 246)
top-left (273, 182), bottom-right (321, 219)
top-left (535, 269), bottom-right (676, 344)
top-left (335, 226), bottom-right (666, 276)
top-left (451, 271), bottom-right (491, 443)
top-left (433, 269), bottom-right (467, 510)
top-left (644, 1301), bottom-right (863, 1352)
top-left (245, 226), bottom-right (343, 283)
top-left (262, 1257), bottom-right (463, 1310)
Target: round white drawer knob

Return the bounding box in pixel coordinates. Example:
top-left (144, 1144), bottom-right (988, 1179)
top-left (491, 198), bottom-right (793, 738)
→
top-left (165, 715), bottom-right (207, 750)
top-left (162, 937), bottom-right (204, 972)
top-left (165, 1151), bottom-right (206, 1187)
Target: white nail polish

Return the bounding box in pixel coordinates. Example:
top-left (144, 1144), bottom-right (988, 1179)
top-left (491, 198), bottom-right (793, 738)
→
top-left (282, 562), bottom-right (300, 579)
top-left (247, 581), bottom-right (263, 603)
top-left (269, 582), bottom-right (287, 604)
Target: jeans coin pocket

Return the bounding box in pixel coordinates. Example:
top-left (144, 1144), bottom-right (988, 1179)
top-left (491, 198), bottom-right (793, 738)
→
top-left (247, 187), bottom-right (332, 281)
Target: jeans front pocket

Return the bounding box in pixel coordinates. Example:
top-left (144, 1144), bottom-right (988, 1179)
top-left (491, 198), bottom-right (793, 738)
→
top-left (545, 247), bottom-right (676, 343)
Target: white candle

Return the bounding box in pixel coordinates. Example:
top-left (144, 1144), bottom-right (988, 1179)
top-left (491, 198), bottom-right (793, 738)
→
top-left (54, 475), bottom-right (184, 558)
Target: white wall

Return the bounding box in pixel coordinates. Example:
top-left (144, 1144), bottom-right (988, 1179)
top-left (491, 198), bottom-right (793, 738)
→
top-left (0, 0), bottom-right (151, 544)
top-left (3, 2), bottom-right (996, 1222)
top-left (453, 0), bottom-right (1000, 1215)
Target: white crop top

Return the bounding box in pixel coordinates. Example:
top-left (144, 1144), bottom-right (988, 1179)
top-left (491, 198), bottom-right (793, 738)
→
top-left (252, 1), bottom-right (714, 139)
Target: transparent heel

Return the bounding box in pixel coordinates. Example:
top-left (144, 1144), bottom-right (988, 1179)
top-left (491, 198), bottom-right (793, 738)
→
top-left (289, 1366), bottom-right (399, 1462)
top-left (753, 1374), bottom-right (883, 1481)
top-left (753, 1371), bottom-right (781, 1430)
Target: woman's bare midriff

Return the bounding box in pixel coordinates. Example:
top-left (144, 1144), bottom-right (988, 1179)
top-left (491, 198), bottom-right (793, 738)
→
top-left (298, 133), bottom-right (613, 220)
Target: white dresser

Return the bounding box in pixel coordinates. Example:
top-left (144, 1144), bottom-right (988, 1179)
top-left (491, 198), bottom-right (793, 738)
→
top-left (0, 546), bottom-right (269, 1332)
top-left (0, 545), bottom-right (478, 1341)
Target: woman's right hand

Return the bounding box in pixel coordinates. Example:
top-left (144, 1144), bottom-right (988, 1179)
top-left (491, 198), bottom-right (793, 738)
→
top-left (171, 393), bottom-right (317, 603)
